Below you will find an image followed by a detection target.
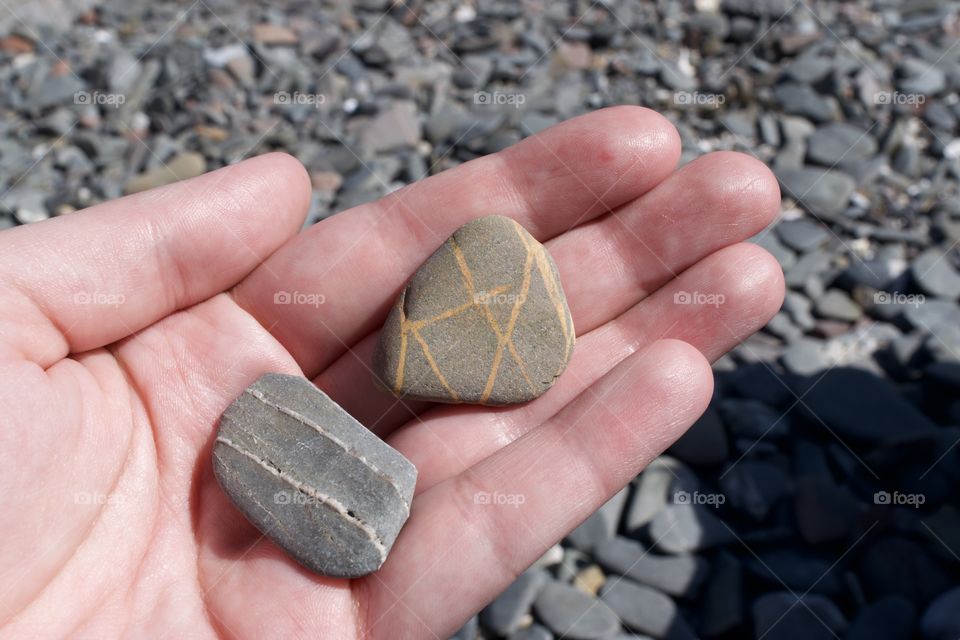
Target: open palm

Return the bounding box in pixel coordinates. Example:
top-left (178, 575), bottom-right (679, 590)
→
top-left (0, 107), bottom-right (783, 639)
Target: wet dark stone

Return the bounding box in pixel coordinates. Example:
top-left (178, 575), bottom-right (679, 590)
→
top-left (793, 368), bottom-right (937, 444)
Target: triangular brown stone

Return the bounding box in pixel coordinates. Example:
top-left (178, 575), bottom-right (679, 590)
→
top-left (373, 216), bottom-right (575, 405)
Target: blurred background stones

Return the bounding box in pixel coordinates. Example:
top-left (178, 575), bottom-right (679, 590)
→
top-left (1, 0), bottom-right (959, 638)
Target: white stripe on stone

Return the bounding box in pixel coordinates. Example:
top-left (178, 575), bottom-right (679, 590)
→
top-left (216, 435), bottom-right (388, 562)
top-left (243, 387), bottom-right (411, 512)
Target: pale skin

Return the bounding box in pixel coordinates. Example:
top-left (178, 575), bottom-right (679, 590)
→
top-left (0, 107), bottom-right (784, 639)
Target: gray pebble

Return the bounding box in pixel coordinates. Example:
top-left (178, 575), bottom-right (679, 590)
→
top-left (785, 250), bottom-right (833, 289)
top-left (924, 101), bottom-right (958, 131)
top-left (649, 503), bottom-right (735, 554)
top-left (783, 292), bottom-right (816, 330)
top-left (815, 289), bottom-right (862, 322)
top-left (775, 219), bottom-right (831, 252)
top-left (659, 61), bottom-right (696, 91)
top-left (897, 59), bottom-right (946, 95)
top-left (912, 248), bottom-right (960, 299)
top-left (893, 141), bottom-right (922, 177)
top-left (27, 71), bottom-right (84, 110)
top-left (213, 373), bottom-right (417, 578)
top-left (904, 299), bottom-right (960, 332)
top-left (752, 112), bottom-right (778, 147)
top-left (774, 83), bottom-right (837, 123)
top-left (481, 569), bottom-right (547, 635)
top-left (593, 536), bottom-right (708, 597)
top-left (520, 113), bottom-right (560, 137)
top-left (358, 100), bottom-right (422, 153)
top-left (565, 510), bottom-right (611, 553)
top-left (782, 337), bottom-right (831, 375)
top-left (765, 311), bottom-right (804, 343)
top-left (925, 320), bottom-right (960, 362)
top-left (534, 581), bottom-right (621, 640)
top-left (722, 0), bottom-right (794, 17)
top-left (7, 188), bottom-right (49, 224)
top-left (507, 624), bottom-right (554, 640)
top-left (776, 167), bottom-right (856, 218)
top-left (782, 55), bottom-right (834, 84)
top-left (600, 579), bottom-right (695, 640)
top-left (840, 257), bottom-right (904, 291)
top-left (625, 457), bottom-right (700, 531)
top-left (806, 123), bottom-right (878, 167)
top-left (374, 216), bottom-right (575, 405)
top-left (751, 232), bottom-right (797, 271)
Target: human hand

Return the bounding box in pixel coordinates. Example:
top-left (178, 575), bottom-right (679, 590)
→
top-left (0, 107), bottom-right (783, 638)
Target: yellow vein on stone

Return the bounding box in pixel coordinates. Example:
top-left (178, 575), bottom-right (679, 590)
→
top-left (393, 249), bottom-right (505, 398)
top-left (216, 435), bottom-right (388, 561)
top-left (533, 245), bottom-right (574, 360)
top-left (394, 296), bottom-right (409, 395)
top-left (411, 298), bottom-right (478, 329)
top-left (481, 224), bottom-right (536, 403)
top-left (504, 229), bottom-right (538, 394)
top-left (411, 326), bottom-right (460, 401)
top-left (451, 231), bottom-right (535, 399)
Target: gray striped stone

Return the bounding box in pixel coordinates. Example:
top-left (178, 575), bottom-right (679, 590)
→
top-left (213, 373), bottom-right (417, 578)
